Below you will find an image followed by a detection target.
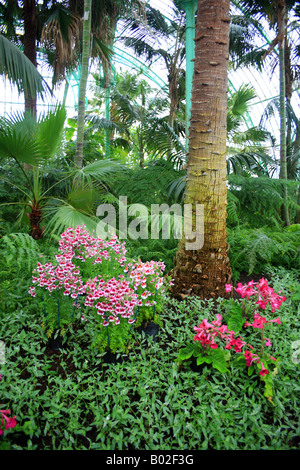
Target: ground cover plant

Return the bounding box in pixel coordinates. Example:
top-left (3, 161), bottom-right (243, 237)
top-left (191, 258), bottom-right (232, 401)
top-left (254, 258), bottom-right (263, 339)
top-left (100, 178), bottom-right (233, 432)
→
top-left (0, 227), bottom-right (299, 450)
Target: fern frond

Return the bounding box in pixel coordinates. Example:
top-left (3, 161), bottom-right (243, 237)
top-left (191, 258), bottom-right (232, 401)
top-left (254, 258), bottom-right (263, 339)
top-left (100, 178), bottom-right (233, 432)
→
top-left (0, 232), bottom-right (42, 273)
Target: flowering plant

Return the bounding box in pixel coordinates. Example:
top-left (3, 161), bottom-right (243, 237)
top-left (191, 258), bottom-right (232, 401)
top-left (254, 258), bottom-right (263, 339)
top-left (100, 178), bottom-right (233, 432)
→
top-left (224, 278), bottom-right (285, 399)
top-left (0, 375), bottom-right (17, 437)
top-left (29, 251), bottom-right (85, 338)
top-left (177, 313), bottom-right (246, 374)
top-left (124, 259), bottom-right (168, 326)
top-left (83, 275), bottom-right (139, 352)
top-left (58, 225), bottom-right (127, 283)
top-left (178, 278), bottom-right (286, 400)
top-left (0, 409), bottom-right (17, 436)
top-left (29, 225), bottom-right (172, 353)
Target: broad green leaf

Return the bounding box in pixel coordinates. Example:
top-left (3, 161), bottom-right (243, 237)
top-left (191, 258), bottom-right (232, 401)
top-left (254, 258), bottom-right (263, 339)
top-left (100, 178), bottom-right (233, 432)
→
top-left (177, 344), bottom-right (196, 362)
top-left (197, 354), bottom-right (212, 366)
top-left (210, 348), bottom-right (230, 374)
top-left (227, 312), bottom-right (244, 333)
top-left (0, 34), bottom-right (49, 98)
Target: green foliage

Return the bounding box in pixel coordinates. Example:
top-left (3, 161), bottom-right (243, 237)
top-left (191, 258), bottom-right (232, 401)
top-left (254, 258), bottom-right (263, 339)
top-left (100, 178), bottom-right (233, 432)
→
top-left (88, 317), bottom-right (134, 354)
top-left (0, 232), bottom-right (45, 312)
top-left (0, 34), bottom-right (48, 98)
top-left (228, 225), bottom-right (300, 281)
top-left (177, 342), bottom-right (231, 374)
top-left (228, 174), bottom-right (300, 228)
top-left (0, 232), bottom-right (42, 273)
top-left (0, 268), bottom-right (299, 449)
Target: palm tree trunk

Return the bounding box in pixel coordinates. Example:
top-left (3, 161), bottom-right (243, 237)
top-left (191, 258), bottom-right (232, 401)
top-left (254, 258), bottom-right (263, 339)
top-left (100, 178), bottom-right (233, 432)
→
top-left (278, 0), bottom-right (290, 225)
top-left (171, 0), bottom-right (231, 300)
top-left (75, 0), bottom-right (92, 168)
top-left (23, 0), bottom-right (37, 114)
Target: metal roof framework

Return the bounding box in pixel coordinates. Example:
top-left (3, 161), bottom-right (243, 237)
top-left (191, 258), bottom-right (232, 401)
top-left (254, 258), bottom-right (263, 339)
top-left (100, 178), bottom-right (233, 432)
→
top-left (1, 0), bottom-right (299, 151)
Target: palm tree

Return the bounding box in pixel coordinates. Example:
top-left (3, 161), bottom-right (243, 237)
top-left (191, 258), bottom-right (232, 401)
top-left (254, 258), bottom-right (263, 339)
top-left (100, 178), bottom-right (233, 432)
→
top-left (71, 0), bottom-right (146, 167)
top-left (238, 0), bottom-right (300, 226)
top-left (0, 106), bottom-right (67, 237)
top-left (121, 2), bottom-right (186, 130)
top-left (226, 84), bottom-right (276, 175)
top-left (85, 70), bottom-right (186, 168)
top-left (75, 0), bottom-right (92, 168)
top-left (0, 105), bottom-right (122, 237)
top-left (0, 33), bottom-right (48, 100)
top-left (0, 0), bottom-right (81, 113)
top-left (171, 0), bottom-right (232, 300)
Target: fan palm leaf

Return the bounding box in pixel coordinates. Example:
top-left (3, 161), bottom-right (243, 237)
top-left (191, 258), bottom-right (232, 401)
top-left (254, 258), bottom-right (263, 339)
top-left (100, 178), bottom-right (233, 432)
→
top-left (0, 33), bottom-right (49, 98)
top-left (0, 105), bottom-right (66, 166)
top-left (44, 203), bottom-right (99, 236)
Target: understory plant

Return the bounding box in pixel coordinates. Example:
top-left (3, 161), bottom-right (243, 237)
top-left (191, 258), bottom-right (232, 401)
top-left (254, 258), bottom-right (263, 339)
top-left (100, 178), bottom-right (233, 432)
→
top-left (29, 225), bottom-right (171, 352)
top-left (0, 375), bottom-right (17, 444)
top-left (177, 278), bottom-right (286, 401)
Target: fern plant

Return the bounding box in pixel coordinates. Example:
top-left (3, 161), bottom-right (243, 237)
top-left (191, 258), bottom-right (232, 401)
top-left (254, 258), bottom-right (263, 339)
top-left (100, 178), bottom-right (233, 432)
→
top-left (0, 232), bottom-right (43, 311)
top-left (228, 174), bottom-right (300, 228)
top-left (228, 225), bottom-right (300, 281)
top-left (0, 232), bottom-right (42, 273)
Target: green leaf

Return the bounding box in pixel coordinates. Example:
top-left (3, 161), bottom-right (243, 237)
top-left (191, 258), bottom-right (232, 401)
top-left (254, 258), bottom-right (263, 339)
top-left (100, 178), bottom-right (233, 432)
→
top-left (227, 312), bottom-right (244, 333)
top-left (0, 34), bottom-right (49, 98)
top-left (209, 348), bottom-right (230, 374)
top-left (197, 354), bottom-right (212, 366)
top-left (177, 344), bottom-right (197, 362)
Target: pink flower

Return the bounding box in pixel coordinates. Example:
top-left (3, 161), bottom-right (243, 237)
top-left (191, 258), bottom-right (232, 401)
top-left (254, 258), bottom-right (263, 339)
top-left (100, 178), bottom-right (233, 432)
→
top-left (0, 409), bottom-right (17, 434)
top-left (244, 350), bottom-right (259, 367)
top-left (225, 284), bottom-right (232, 293)
top-left (259, 363), bottom-right (269, 376)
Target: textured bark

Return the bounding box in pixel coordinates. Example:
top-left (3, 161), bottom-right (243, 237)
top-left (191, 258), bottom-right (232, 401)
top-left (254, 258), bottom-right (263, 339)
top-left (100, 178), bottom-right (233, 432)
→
top-left (27, 203), bottom-right (44, 239)
top-left (277, 0), bottom-right (290, 226)
top-left (171, 0), bottom-right (232, 300)
top-left (75, 0), bottom-right (92, 168)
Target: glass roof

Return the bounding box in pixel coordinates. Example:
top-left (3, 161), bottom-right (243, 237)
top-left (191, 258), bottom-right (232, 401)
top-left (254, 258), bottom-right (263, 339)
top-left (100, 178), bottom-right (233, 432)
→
top-left (0, 0), bottom-right (299, 150)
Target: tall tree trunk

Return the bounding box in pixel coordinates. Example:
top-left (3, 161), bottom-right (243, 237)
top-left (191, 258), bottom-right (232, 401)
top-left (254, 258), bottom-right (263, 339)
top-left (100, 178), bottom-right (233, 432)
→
top-left (293, 127), bottom-right (300, 223)
top-left (75, 0), bottom-right (92, 168)
top-left (23, 0), bottom-right (37, 172)
top-left (168, 64), bottom-right (179, 129)
top-left (23, 0), bottom-right (37, 114)
top-left (171, 0), bottom-right (231, 300)
top-left (278, 0), bottom-right (290, 225)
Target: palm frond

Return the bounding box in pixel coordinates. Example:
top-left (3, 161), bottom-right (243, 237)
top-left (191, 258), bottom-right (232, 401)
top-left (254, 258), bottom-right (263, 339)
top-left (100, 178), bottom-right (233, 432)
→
top-left (70, 159), bottom-right (124, 188)
top-left (44, 204), bottom-right (98, 236)
top-left (0, 106), bottom-right (66, 165)
top-left (0, 34), bottom-right (49, 98)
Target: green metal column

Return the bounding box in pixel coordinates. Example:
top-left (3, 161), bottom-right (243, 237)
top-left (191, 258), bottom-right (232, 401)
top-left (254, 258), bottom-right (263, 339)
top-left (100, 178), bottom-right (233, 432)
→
top-left (183, 0), bottom-right (197, 152)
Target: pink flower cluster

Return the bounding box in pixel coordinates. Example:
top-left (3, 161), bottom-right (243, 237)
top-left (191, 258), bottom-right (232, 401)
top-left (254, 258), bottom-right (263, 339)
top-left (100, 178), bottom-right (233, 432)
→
top-left (84, 276), bottom-right (138, 326)
top-left (225, 278), bottom-right (286, 377)
top-left (226, 277), bottom-right (286, 313)
top-left (29, 225), bottom-right (170, 328)
top-left (0, 410), bottom-right (17, 436)
top-left (0, 409), bottom-right (17, 435)
top-left (244, 311), bottom-right (281, 330)
top-left (244, 348), bottom-right (276, 376)
top-left (30, 257), bottom-right (85, 299)
top-left (58, 225), bottom-right (127, 267)
top-left (193, 314), bottom-right (246, 352)
top-left (29, 227), bottom-right (127, 293)
top-left (125, 260), bottom-right (166, 307)
top-left (0, 376), bottom-right (17, 436)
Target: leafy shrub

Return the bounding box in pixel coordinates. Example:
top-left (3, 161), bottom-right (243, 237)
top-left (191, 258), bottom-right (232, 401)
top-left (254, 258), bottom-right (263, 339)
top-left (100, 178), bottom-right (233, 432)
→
top-left (1, 267), bottom-right (299, 450)
top-left (228, 225), bottom-right (300, 281)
